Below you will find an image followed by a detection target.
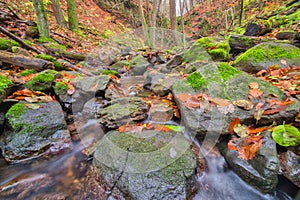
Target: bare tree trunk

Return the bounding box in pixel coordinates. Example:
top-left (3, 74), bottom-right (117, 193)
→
top-left (51, 0), bottom-right (67, 28)
top-left (145, 0), bottom-right (151, 26)
top-left (239, 0), bottom-right (244, 26)
top-left (169, 0), bottom-right (176, 31)
top-left (67, 0), bottom-right (78, 32)
top-left (32, 0), bottom-right (50, 38)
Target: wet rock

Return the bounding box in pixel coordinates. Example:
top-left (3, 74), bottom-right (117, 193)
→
top-left (166, 54), bottom-right (182, 69)
top-left (93, 130), bottom-right (198, 200)
top-left (279, 150), bottom-right (300, 187)
top-left (220, 131), bottom-right (279, 193)
top-left (110, 60), bottom-right (131, 73)
top-left (151, 74), bottom-right (178, 96)
top-left (71, 75), bottom-right (112, 114)
top-left (143, 70), bottom-right (165, 90)
top-left (149, 102), bottom-right (173, 122)
top-left (96, 97), bottom-right (149, 128)
top-left (0, 101), bottom-right (71, 162)
top-left (172, 62), bottom-right (300, 136)
top-left (244, 21), bottom-right (271, 36)
top-left (129, 55), bottom-right (151, 75)
top-left (276, 32), bottom-right (296, 40)
top-left (229, 34), bottom-right (268, 54)
top-left (233, 42), bottom-right (300, 73)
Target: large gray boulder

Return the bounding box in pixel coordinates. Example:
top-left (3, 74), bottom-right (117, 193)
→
top-left (0, 101), bottom-right (71, 162)
top-left (172, 62), bottom-right (300, 136)
top-left (233, 42), bottom-right (300, 73)
top-left (219, 132), bottom-right (279, 193)
top-left (93, 130), bottom-right (198, 200)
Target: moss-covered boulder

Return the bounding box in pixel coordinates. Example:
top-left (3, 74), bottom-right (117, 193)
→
top-left (172, 62), bottom-right (299, 136)
top-left (25, 70), bottom-right (56, 92)
top-left (182, 42), bottom-right (211, 64)
top-left (184, 37), bottom-right (230, 62)
top-left (0, 102), bottom-right (71, 162)
top-left (0, 38), bottom-right (20, 50)
top-left (96, 97), bottom-right (149, 128)
top-left (93, 130), bottom-right (198, 200)
top-left (0, 75), bottom-right (13, 102)
top-left (233, 42), bottom-right (300, 73)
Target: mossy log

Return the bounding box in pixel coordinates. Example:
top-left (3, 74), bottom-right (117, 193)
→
top-left (45, 47), bottom-right (86, 61)
top-left (0, 50), bottom-right (53, 71)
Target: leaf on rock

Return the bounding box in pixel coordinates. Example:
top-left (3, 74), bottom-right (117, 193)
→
top-left (210, 98), bottom-right (231, 106)
top-left (118, 124), bottom-right (144, 133)
top-left (229, 117), bottom-right (240, 134)
top-left (25, 103), bottom-right (41, 109)
top-left (280, 59), bottom-right (287, 65)
top-left (247, 126), bottom-right (269, 135)
top-left (177, 93), bottom-right (192, 102)
top-left (248, 88), bottom-right (263, 99)
top-left (233, 123), bottom-right (249, 138)
top-left (233, 99), bottom-right (254, 110)
top-left (185, 96), bottom-right (201, 109)
top-left (248, 82), bottom-right (259, 89)
top-left (238, 135), bottom-right (263, 160)
top-left (67, 82), bottom-right (75, 95)
top-left (217, 103), bottom-right (235, 114)
top-left (272, 124), bottom-right (300, 147)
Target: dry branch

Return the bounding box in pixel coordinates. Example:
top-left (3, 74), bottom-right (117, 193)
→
top-left (57, 59), bottom-right (94, 76)
top-left (0, 26), bottom-right (42, 54)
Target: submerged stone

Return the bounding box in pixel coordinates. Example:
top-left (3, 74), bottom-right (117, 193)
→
top-left (93, 130), bottom-right (198, 200)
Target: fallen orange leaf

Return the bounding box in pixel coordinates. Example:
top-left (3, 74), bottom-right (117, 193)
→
top-left (229, 117), bottom-right (240, 135)
top-left (248, 82), bottom-right (259, 89)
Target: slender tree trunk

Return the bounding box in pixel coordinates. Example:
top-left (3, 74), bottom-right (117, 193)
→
top-left (51, 0), bottom-right (67, 28)
top-left (67, 0), bottom-right (78, 32)
top-left (138, 0), bottom-right (147, 34)
top-left (239, 0), bottom-right (244, 26)
top-left (169, 0), bottom-right (176, 31)
top-left (32, 0), bottom-right (50, 38)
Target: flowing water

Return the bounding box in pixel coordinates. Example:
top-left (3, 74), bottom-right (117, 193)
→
top-left (0, 76), bottom-right (299, 199)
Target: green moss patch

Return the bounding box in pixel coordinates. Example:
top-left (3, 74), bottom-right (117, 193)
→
top-left (0, 38), bottom-right (20, 50)
top-left (217, 62), bottom-right (241, 81)
top-left (0, 75), bottom-right (13, 94)
top-left (187, 72), bottom-right (206, 90)
top-left (19, 69), bottom-right (35, 76)
top-left (6, 103), bottom-right (28, 121)
top-left (193, 37), bottom-right (230, 61)
top-left (234, 43), bottom-right (300, 64)
top-left (101, 69), bottom-right (120, 77)
top-left (182, 43), bottom-right (209, 63)
top-left (25, 71), bottom-right (55, 91)
top-left (54, 82), bottom-right (68, 95)
top-left (35, 54), bottom-right (57, 62)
